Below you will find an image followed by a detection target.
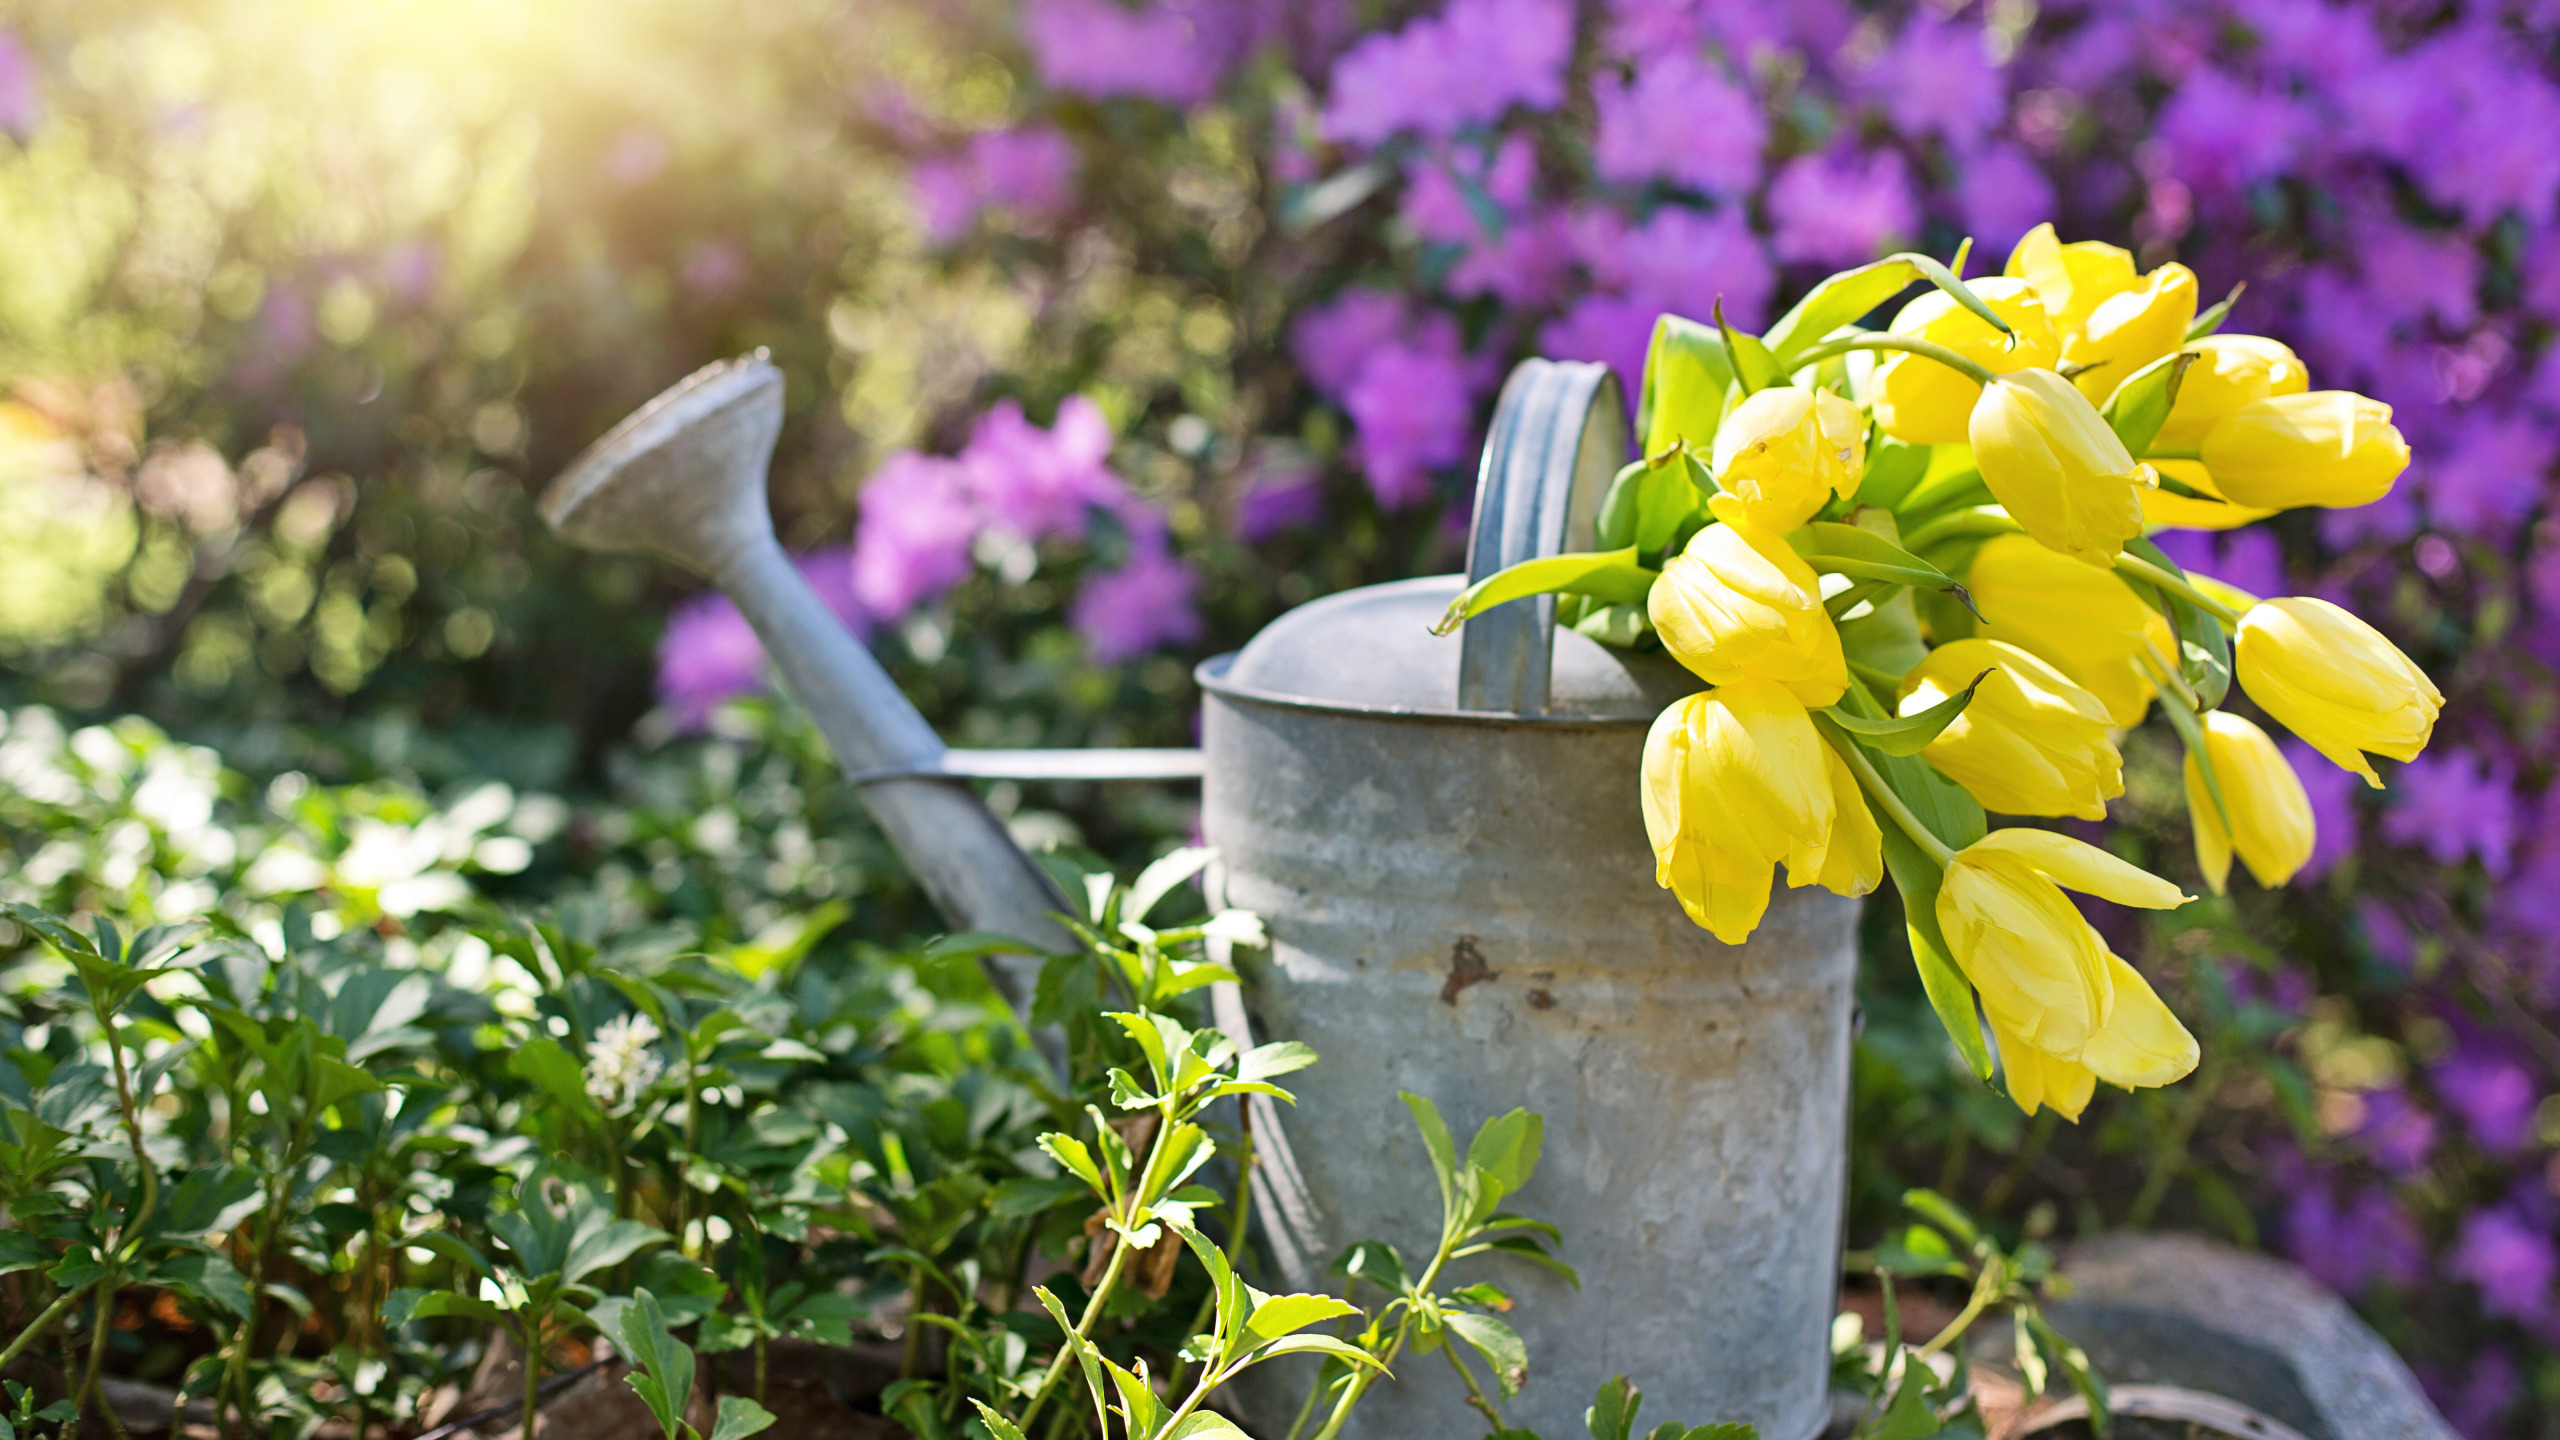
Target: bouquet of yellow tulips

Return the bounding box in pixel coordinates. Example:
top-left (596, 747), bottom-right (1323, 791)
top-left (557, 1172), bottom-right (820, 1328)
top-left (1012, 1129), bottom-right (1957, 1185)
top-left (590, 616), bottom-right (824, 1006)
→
top-left (1439, 224), bottom-right (2442, 1124)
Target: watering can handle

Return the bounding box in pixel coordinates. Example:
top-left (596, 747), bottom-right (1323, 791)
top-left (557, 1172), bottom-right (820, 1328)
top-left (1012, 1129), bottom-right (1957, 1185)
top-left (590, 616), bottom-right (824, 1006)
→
top-left (1456, 359), bottom-right (1632, 714)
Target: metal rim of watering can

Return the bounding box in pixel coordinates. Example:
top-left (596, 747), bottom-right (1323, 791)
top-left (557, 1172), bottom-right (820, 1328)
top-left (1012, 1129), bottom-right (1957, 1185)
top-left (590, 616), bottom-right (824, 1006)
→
top-left (2015, 1384), bottom-right (2316, 1440)
top-left (1193, 650), bottom-right (1658, 728)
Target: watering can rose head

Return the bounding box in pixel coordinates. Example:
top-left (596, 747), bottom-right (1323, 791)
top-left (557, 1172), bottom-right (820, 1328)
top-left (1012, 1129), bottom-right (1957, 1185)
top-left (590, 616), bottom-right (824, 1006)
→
top-left (1446, 222), bottom-right (2444, 1122)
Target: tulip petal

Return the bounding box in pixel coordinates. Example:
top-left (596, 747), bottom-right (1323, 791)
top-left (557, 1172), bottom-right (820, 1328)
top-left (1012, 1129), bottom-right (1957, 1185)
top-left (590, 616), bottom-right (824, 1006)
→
top-left (1967, 828), bottom-right (2192, 909)
top-left (2077, 953), bottom-right (2200, 1089)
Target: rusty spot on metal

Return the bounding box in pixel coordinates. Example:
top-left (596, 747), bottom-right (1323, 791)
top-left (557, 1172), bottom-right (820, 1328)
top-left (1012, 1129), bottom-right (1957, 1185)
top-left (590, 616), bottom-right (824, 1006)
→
top-left (1441, 936), bottom-right (1495, 1005)
top-left (1526, 988), bottom-right (1556, 1010)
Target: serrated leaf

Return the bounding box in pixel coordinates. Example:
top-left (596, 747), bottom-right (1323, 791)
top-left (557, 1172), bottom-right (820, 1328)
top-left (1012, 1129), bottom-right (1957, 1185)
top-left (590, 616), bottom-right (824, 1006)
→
top-left (1432, 548), bottom-right (1660, 636)
top-left (1038, 1133), bottom-right (1109, 1200)
top-left (1866, 1361), bottom-right (1942, 1440)
top-left (1588, 1373), bottom-right (1641, 1440)
top-left (1446, 1311), bottom-right (1529, 1400)
top-left (708, 1395), bottom-right (777, 1440)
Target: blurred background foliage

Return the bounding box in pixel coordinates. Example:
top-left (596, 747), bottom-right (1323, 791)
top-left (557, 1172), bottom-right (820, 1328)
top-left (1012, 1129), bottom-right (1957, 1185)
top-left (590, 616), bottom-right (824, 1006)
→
top-left (2, 0), bottom-right (2558, 1434)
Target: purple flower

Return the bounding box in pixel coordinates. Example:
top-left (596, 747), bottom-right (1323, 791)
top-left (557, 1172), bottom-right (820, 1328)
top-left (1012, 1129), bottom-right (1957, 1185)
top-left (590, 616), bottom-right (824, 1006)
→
top-left (680, 241), bottom-right (746, 299)
top-left (961, 396), bottom-right (1125, 543)
top-left (2352, 214), bottom-right (2478, 334)
top-left (851, 453), bottom-right (981, 617)
top-left (656, 595), bottom-right (768, 730)
top-left (2382, 747), bottom-right (2519, 876)
top-left (1234, 448), bottom-right (1325, 542)
top-left (1860, 15), bottom-right (2004, 147)
top-left (911, 126), bottom-right (1079, 244)
top-left (2287, 738), bottom-right (2358, 880)
top-left (2431, 1043), bottom-right (2541, 1155)
top-left (2356, 897), bottom-right (2413, 970)
top-left (2525, 224), bottom-right (2560, 324)
top-left (2430, 1350), bottom-right (2521, 1440)
top-left (910, 158), bottom-right (981, 244)
top-left (2448, 1205), bottom-right (2556, 1321)
top-left (2153, 68), bottom-right (2303, 201)
top-left (1610, 205), bottom-right (1774, 328)
top-left (1540, 292), bottom-right (1666, 405)
top-left (1446, 207), bottom-right (1579, 309)
top-left (2352, 1086), bottom-right (2438, 1174)
top-left (1402, 136), bottom-right (1537, 245)
top-left (1344, 341), bottom-right (1476, 509)
top-left (2422, 412), bottom-right (2549, 537)
top-left (1321, 0), bottom-right (1574, 145)
top-left (2282, 1182), bottom-right (2426, 1295)
top-left (1071, 533), bottom-right (1203, 663)
top-left (0, 30), bottom-right (39, 138)
top-left (1766, 147), bottom-right (1918, 268)
top-left (1291, 290), bottom-right (1415, 401)
top-left (1024, 0), bottom-right (1230, 107)
top-left (1954, 144), bottom-right (2057, 256)
top-left (1591, 53), bottom-right (1765, 197)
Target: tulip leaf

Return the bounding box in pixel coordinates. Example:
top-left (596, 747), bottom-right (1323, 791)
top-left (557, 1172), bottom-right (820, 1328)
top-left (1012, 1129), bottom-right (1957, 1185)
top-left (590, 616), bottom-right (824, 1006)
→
top-left (1710, 299), bottom-right (1782, 395)
top-left (1879, 820), bottom-right (1994, 1082)
top-left (1762, 248), bottom-right (2011, 365)
top-left (1640, 315), bottom-right (1735, 458)
top-left (1855, 434), bottom-right (1932, 512)
top-left (1832, 682), bottom-right (1988, 850)
top-left (1600, 451), bottom-right (1714, 559)
top-left (2186, 280), bottom-right (2246, 342)
top-left (1820, 669), bottom-right (1991, 757)
top-left (1787, 524), bottom-right (1981, 619)
top-left (1432, 548), bottom-right (1661, 636)
top-left (2124, 537), bottom-right (2232, 710)
top-left (2105, 349), bottom-right (2198, 457)
top-left (1595, 460), bottom-right (1647, 550)
top-left (2153, 673), bottom-right (2234, 836)
top-left (1573, 602), bottom-right (1655, 649)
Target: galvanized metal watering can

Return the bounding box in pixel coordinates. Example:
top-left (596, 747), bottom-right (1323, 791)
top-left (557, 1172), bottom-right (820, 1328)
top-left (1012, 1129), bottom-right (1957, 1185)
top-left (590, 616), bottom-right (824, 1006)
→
top-left (544, 354), bottom-right (1858, 1440)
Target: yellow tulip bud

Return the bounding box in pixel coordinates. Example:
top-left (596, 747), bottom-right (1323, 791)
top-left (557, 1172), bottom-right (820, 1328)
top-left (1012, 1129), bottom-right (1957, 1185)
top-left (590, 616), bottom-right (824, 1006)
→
top-left (2235, 597), bottom-right (2441, 788)
top-left (1936, 828), bottom-right (2190, 1062)
top-left (2064, 262), bottom-right (2198, 403)
top-left (2004, 224), bottom-right (2138, 338)
top-left (1710, 387), bottom-right (1867, 530)
top-left (1992, 950), bottom-right (2199, 1120)
top-left (1965, 534), bottom-right (2164, 725)
top-left (1640, 679), bottom-right (1879, 944)
top-left (2183, 710), bottom-right (2315, 894)
top-left (2151, 335), bottom-right (2311, 451)
top-left (1649, 496), bottom-right (1847, 707)
top-left (1901, 638), bottom-right (2124, 821)
top-left (1968, 368), bottom-right (2157, 567)
top-left (2198, 392), bottom-right (2410, 509)
top-left (1869, 278), bottom-right (2061, 446)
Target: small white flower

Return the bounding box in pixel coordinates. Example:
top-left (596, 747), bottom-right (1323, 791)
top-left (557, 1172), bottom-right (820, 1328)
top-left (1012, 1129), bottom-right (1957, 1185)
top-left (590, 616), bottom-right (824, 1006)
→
top-left (584, 1013), bottom-right (665, 1112)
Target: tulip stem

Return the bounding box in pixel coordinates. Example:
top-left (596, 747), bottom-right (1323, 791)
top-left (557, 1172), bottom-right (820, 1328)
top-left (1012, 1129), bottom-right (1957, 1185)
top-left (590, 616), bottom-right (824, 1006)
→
top-left (1815, 716), bottom-right (1958, 867)
top-left (1899, 506), bottom-right (2023, 552)
top-left (2112, 554), bottom-right (2245, 627)
top-left (2143, 445), bottom-right (2203, 461)
top-left (1785, 334), bottom-right (2001, 387)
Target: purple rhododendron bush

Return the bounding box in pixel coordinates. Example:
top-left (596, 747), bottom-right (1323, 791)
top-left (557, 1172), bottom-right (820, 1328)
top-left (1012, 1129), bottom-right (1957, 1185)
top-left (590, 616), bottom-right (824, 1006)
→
top-left (1, 0), bottom-right (2557, 1434)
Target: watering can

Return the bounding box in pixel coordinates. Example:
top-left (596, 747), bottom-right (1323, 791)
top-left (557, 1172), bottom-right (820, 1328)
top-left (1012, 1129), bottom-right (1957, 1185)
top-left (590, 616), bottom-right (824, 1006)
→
top-left (544, 354), bottom-right (1857, 1440)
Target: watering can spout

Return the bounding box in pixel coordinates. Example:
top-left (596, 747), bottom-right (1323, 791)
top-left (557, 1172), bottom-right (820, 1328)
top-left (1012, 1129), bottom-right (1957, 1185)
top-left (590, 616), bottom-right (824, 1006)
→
top-left (540, 353), bottom-right (1073, 990)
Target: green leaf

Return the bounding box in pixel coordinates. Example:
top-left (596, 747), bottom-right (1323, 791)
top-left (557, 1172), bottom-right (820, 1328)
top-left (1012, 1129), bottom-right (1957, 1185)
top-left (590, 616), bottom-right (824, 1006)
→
top-left (1588, 1374), bottom-right (1641, 1440)
top-left (2024, 1308), bottom-right (2111, 1426)
top-left (970, 1402), bottom-right (1030, 1440)
top-left (1667, 1425), bottom-right (1758, 1440)
top-left (0, 1233), bottom-right (54, 1277)
top-left (1432, 548), bottom-right (1660, 636)
top-left (1866, 1361), bottom-right (1942, 1440)
top-left (507, 1037), bottom-right (602, 1124)
top-left (1468, 1233), bottom-right (1581, 1289)
top-left (1900, 1189), bottom-right (1980, 1247)
top-left (1712, 299), bottom-right (1781, 394)
top-left (1401, 1092), bottom-right (1459, 1223)
top-left (1764, 249), bottom-right (2010, 364)
top-left (2126, 535), bottom-right (2233, 711)
top-left (1640, 315), bottom-right (1735, 457)
top-left (1818, 670), bottom-right (1987, 758)
top-left (1038, 1133), bottom-right (1109, 1200)
top-left (1464, 1109), bottom-right (1543, 1207)
top-left (1244, 1293), bottom-right (1360, 1348)
top-left (1126, 846), bottom-right (1215, 925)
top-left (1877, 824), bottom-right (1993, 1081)
top-left (1333, 1240), bottom-right (1410, 1296)
top-left (1236, 1041), bottom-right (1318, 1086)
top-left (380, 1287), bottom-right (506, 1327)
top-left (1786, 524), bottom-right (1976, 615)
top-left (1446, 1311), bottom-right (1530, 1400)
top-left (1831, 685), bottom-right (1987, 851)
top-left (151, 1251), bottom-right (253, 1319)
top-left (1246, 1334), bottom-right (1393, 1373)
top-left (614, 1288), bottom-right (696, 1440)
top-left (1875, 1223), bottom-right (1966, 1278)
top-left (1855, 435), bottom-right (1932, 513)
top-left (1637, 452), bottom-right (1713, 558)
top-left (920, 930), bottom-right (1056, 967)
top-left (2186, 281), bottom-right (2244, 341)
top-left (2101, 349), bottom-right (2196, 456)
top-left (1574, 602), bottom-right (1655, 649)
top-left (1164, 1415), bottom-right (1255, 1440)
top-left (708, 1395), bottom-right (778, 1440)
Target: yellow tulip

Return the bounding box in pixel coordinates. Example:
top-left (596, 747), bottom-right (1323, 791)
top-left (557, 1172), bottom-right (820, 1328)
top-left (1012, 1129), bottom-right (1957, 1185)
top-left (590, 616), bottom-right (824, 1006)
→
top-left (1710, 386), bottom-right (1867, 530)
top-left (2004, 224), bottom-right (2137, 337)
top-left (2199, 392), bottom-right (2409, 509)
top-left (1965, 534), bottom-right (2164, 726)
top-left (1901, 639), bottom-right (2123, 821)
top-left (1992, 951), bottom-right (2200, 1120)
top-left (2063, 262), bottom-right (2198, 403)
top-left (1968, 368), bottom-right (2157, 567)
top-left (1649, 495), bottom-right (1847, 707)
top-left (2235, 597), bottom-right (2441, 788)
top-left (1869, 278), bottom-right (2061, 446)
top-left (1640, 679), bottom-right (1879, 944)
top-left (1936, 827), bottom-right (2191, 1062)
top-left (2152, 335), bottom-right (2311, 451)
top-left (2183, 710), bottom-right (2315, 894)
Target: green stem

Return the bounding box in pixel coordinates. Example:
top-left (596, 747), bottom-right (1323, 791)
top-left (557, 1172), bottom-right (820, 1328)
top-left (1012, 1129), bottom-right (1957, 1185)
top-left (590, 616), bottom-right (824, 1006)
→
top-left (1309, 1219), bottom-right (1468, 1440)
top-left (1848, 659), bottom-right (1909, 694)
top-left (81, 1275), bottom-right (129, 1440)
top-left (1785, 334), bottom-right (2002, 387)
top-left (1900, 506), bottom-right (2024, 553)
top-left (1441, 1342), bottom-right (1504, 1429)
top-left (0, 1284), bottom-right (87, 1373)
top-left (97, 1012), bottom-right (156, 1249)
top-left (1815, 717), bottom-right (1958, 867)
top-left (1911, 1254), bottom-right (2002, 1361)
top-left (2113, 554), bottom-right (2245, 627)
top-left (1014, 1241), bottom-right (1129, 1436)
top-left (520, 1317), bottom-right (542, 1440)
top-left (2144, 444), bottom-right (2202, 461)
top-left (1164, 1115), bottom-right (1259, 1396)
